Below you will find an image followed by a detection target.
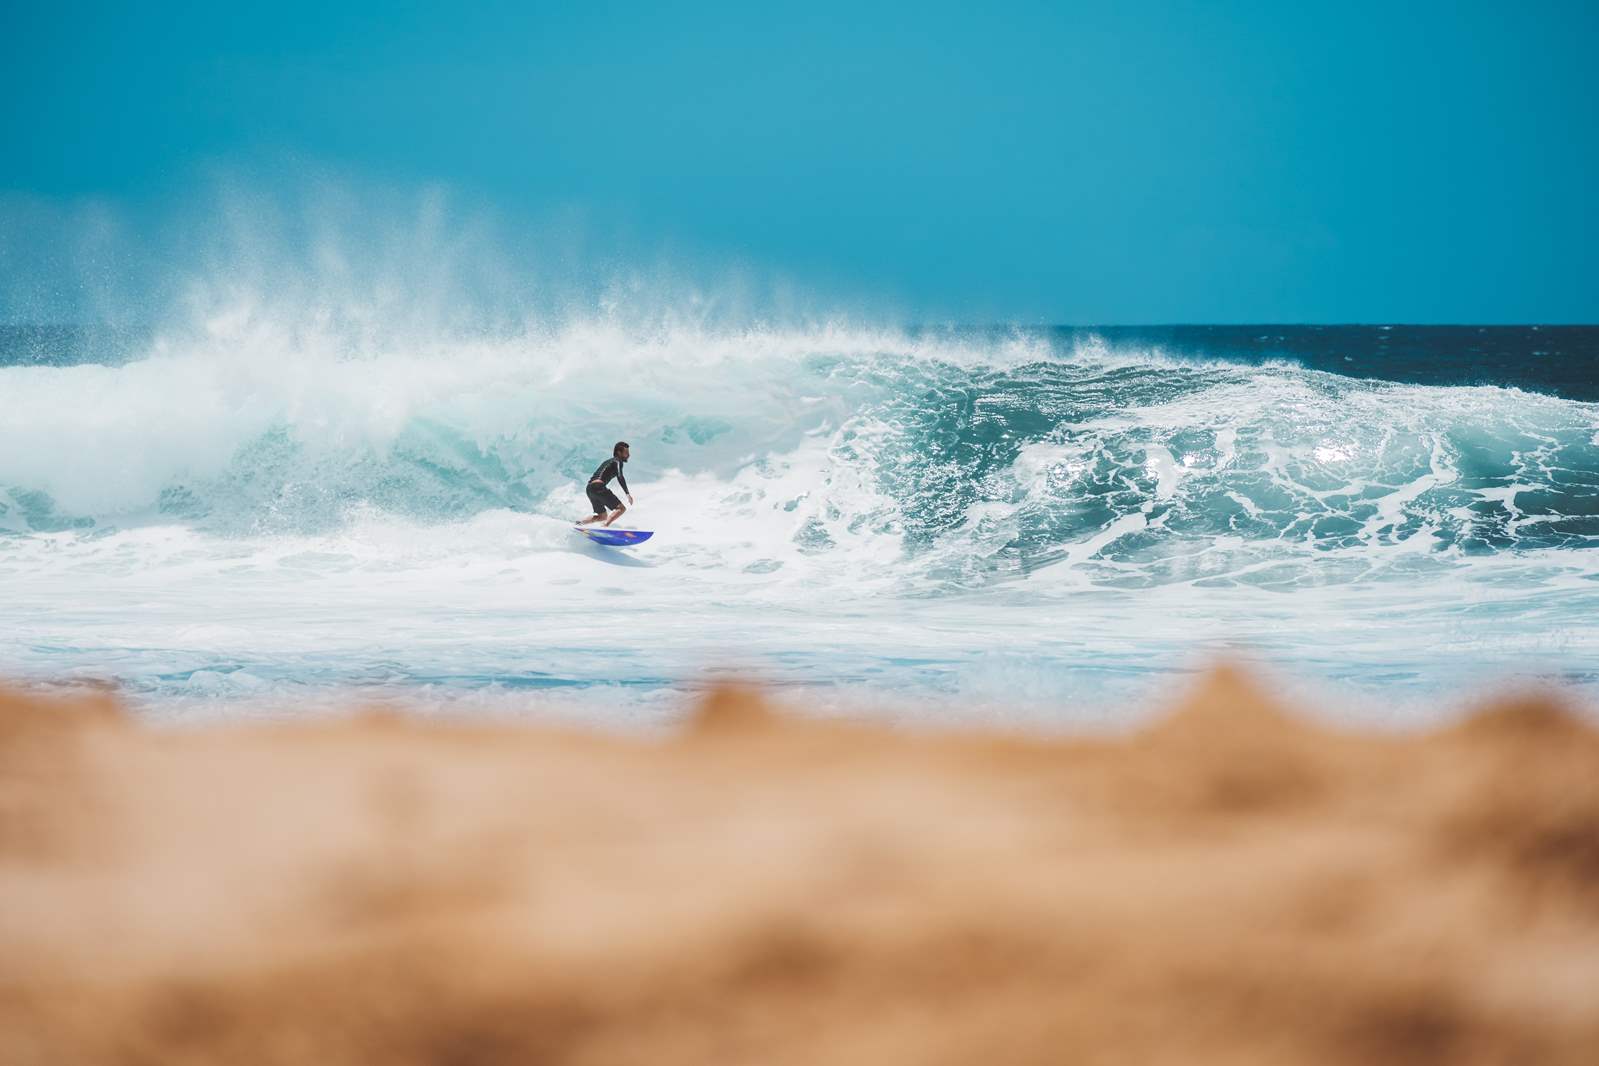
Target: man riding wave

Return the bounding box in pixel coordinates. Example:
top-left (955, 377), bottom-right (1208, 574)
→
top-left (578, 441), bottom-right (633, 527)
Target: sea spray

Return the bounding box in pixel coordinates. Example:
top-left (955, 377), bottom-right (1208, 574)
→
top-left (2, 190), bottom-right (1597, 716)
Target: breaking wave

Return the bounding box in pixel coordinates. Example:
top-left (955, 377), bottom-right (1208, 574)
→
top-left (3, 317), bottom-right (1597, 597)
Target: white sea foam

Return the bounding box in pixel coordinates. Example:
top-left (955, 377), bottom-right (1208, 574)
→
top-left (3, 249), bottom-right (1597, 721)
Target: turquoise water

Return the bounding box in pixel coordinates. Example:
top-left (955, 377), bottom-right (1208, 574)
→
top-left (2, 323), bottom-right (1597, 725)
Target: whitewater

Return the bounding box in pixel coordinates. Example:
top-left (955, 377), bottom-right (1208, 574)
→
top-left (3, 315), bottom-right (1598, 727)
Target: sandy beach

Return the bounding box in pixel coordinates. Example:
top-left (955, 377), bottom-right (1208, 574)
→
top-left (3, 668), bottom-right (1596, 1064)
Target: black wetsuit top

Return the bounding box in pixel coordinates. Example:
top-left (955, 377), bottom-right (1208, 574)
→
top-left (589, 457), bottom-right (629, 494)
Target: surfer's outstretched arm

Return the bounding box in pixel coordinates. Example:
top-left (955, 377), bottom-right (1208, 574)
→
top-left (616, 465), bottom-right (634, 505)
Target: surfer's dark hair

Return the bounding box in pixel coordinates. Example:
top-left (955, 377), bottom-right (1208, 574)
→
top-left (613, 441), bottom-right (630, 457)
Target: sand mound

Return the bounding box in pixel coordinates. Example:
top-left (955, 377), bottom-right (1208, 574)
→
top-left (2, 672), bottom-right (1597, 1064)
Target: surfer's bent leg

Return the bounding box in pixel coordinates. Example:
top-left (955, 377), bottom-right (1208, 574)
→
top-left (583, 483), bottom-right (620, 524)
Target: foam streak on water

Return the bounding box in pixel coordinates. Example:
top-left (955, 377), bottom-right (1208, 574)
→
top-left (2, 321), bottom-right (1597, 725)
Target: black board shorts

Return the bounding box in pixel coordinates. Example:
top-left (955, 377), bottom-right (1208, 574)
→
top-left (587, 483), bottom-right (622, 514)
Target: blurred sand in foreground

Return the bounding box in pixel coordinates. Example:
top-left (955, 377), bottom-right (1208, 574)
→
top-left (2, 668), bottom-right (1598, 1065)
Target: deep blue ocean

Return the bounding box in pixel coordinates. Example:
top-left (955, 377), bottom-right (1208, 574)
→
top-left (3, 322), bottom-right (1596, 725)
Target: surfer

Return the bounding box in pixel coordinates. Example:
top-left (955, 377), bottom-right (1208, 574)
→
top-left (578, 441), bottom-right (634, 527)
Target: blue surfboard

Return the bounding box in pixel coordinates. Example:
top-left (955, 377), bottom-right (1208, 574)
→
top-left (575, 527), bottom-right (654, 547)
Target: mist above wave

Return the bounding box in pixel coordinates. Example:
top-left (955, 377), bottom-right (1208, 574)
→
top-left (3, 179), bottom-right (1596, 594)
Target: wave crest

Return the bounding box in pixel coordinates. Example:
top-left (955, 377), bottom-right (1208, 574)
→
top-left (3, 322), bottom-right (1597, 592)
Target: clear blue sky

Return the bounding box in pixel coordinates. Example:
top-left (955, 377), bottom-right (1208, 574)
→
top-left (3, 0), bottom-right (1596, 323)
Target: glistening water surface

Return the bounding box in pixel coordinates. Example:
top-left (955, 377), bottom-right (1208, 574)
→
top-left (3, 323), bottom-right (1596, 726)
